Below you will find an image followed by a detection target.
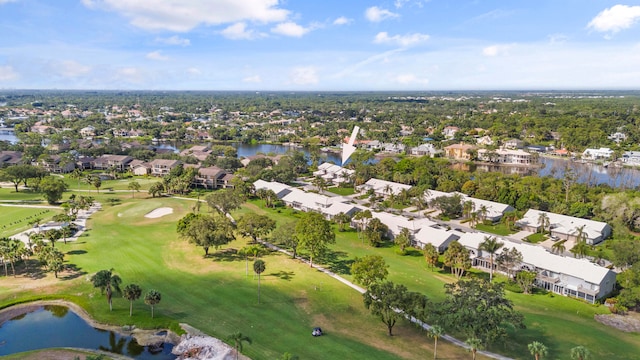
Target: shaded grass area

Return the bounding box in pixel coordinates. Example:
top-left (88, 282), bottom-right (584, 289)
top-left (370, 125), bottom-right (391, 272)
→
top-left (474, 223), bottom-right (516, 236)
top-left (0, 196), bottom-right (475, 360)
top-left (326, 187), bottom-right (356, 196)
top-left (525, 232), bottom-right (547, 243)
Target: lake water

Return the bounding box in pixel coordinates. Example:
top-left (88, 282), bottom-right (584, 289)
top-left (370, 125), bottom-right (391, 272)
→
top-left (0, 130), bottom-right (17, 144)
top-left (0, 305), bottom-right (175, 359)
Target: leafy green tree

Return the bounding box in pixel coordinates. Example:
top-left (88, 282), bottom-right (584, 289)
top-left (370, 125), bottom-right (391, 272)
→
top-left (91, 269), bottom-right (123, 311)
top-left (38, 176), bottom-right (68, 204)
top-left (427, 325), bottom-right (444, 360)
top-left (127, 181), bottom-right (141, 198)
top-left (351, 255), bottom-right (389, 288)
top-left (271, 222), bottom-right (299, 258)
top-left (570, 345), bottom-right (591, 360)
top-left (516, 271), bottom-right (538, 294)
top-left (178, 214), bottom-right (235, 256)
top-left (254, 259), bottom-right (266, 303)
top-left (206, 188), bottom-right (243, 215)
top-left (423, 244), bottom-right (439, 271)
top-left (430, 194), bottom-right (463, 218)
top-left (333, 211), bottom-right (352, 232)
top-left (496, 247), bottom-right (523, 279)
top-left (237, 213), bottom-right (276, 243)
top-left (439, 278), bottom-right (525, 345)
top-left (364, 217), bottom-right (389, 247)
top-left (89, 175), bottom-right (102, 193)
top-left (144, 289), bottom-right (162, 318)
top-left (443, 241), bottom-right (470, 279)
top-left (479, 236), bottom-right (504, 282)
top-left (0, 164), bottom-right (39, 192)
top-left (149, 182), bottom-right (164, 197)
top-left (528, 341), bottom-right (548, 360)
top-left (295, 212), bottom-right (335, 267)
top-left (256, 188), bottom-right (278, 208)
top-left (123, 284), bottom-right (143, 317)
top-left (394, 228), bottom-right (412, 254)
top-left (363, 281), bottom-right (411, 336)
top-left (228, 332), bottom-right (252, 360)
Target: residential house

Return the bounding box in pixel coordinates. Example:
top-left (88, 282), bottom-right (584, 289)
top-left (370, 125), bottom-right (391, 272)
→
top-left (443, 143), bottom-right (476, 161)
top-left (477, 148), bottom-right (536, 165)
top-left (356, 178), bottom-right (412, 198)
top-left (92, 155), bottom-right (133, 171)
top-left (412, 226), bottom-right (460, 252)
top-left (382, 143), bottom-right (406, 154)
top-left (476, 135), bottom-right (494, 146)
top-left (621, 151), bottom-right (640, 166)
top-left (442, 126), bottom-right (460, 139)
top-left (36, 155), bottom-right (75, 174)
top-left (608, 132), bottom-right (627, 144)
top-left (253, 180), bottom-right (293, 199)
top-left (149, 159), bottom-right (181, 177)
top-left (504, 139), bottom-right (525, 149)
top-left (313, 163), bottom-right (354, 185)
top-left (0, 151), bottom-right (22, 167)
top-left (194, 166), bottom-right (234, 189)
top-left (457, 232), bottom-right (616, 303)
top-left (180, 145), bottom-right (212, 162)
top-left (409, 143), bottom-right (440, 157)
top-left (130, 161), bottom-right (151, 176)
top-left (582, 148), bottom-right (614, 161)
top-left (424, 190), bottom-right (514, 223)
top-left (516, 209), bottom-right (612, 245)
top-left (80, 126), bottom-right (95, 137)
top-left (322, 202), bottom-right (362, 221)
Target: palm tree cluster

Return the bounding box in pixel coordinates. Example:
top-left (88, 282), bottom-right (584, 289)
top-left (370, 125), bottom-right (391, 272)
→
top-left (90, 268), bottom-right (162, 317)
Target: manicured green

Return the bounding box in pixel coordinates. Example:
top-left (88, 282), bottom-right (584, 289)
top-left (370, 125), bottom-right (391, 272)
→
top-left (326, 187), bottom-right (356, 196)
top-left (525, 233), bottom-right (547, 244)
top-left (474, 223), bottom-right (516, 236)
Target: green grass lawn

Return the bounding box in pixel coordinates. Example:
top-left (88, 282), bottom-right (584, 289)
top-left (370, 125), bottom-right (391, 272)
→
top-left (525, 232), bottom-right (547, 243)
top-left (474, 223), bottom-right (516, 236)
top-left (1, 196), bottom-right (638, 359)
top-left (326, 187), bottom-right (356, 196)
top-left (0, 205), bottom-right (62, 238)
top-left (0, 196), bottom-right (474, 360)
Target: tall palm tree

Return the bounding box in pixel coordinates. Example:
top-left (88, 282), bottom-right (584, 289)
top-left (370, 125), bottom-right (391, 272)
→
top-left (469, 212), bottom-right (479, 228)
top-left (90, 269), bottom-right (122, 311)
top-left (480, 236), bottom-right (504, 282)
top-left (537, 212), bottom-right (550, 234)
top-left (463, 200), bottom-right (475, 219)
top-left (573, 225), bottom-right (588, 243)
top-left (144, 289), bottom-right (162, 318)
top-left (528, 341), bottom-right (548, 360)
top-left (427, 325), bottom-right (444, 360)
top-left (254, 259), bottom-right (266, 304)
top-left (570, 345), bottom-right (591, 360)
top-left (466, 337), bottom-right (482, 360)
top-left (478, 205), bottom-right (488, 223)
top-left (227, 332), bottom-right (252, 360)
top-left (570, 240), bottom-right (590, 259)
top-left (123, 284), bottom-right (142, 317)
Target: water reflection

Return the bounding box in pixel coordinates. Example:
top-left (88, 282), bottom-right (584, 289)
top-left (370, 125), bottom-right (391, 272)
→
top-left (0, 305), bottom-right (175, 359)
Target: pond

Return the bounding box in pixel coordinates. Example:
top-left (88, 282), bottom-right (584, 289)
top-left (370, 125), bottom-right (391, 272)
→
top-left (0, 305), bottom-right (175, 359)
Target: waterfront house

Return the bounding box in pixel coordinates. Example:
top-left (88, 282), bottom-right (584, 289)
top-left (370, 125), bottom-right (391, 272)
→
top-left (582, 148), bottom-right (614, 161)
top-left (477, 148), bottom-right (536, 165)
top-left (516, 209), bottom-right (612, 245)
top-left (149, 159), bottom-right (181, 177)
top-left (443, 143), bottom-right (476, 161)
top-left (409, 143), bottom-right (441, 157)
top-left (357, 178), bottom-right (412, 198)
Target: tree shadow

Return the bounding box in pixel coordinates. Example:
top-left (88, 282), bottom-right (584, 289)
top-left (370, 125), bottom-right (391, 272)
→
top-left (209, 248), bottom-right (239, 262)
top-left (317, 250), bottom-right (354, 275)
top-left (67, 250), bottom-right (87, 255)
top-left (61, 263), bottom-right (87, 280)
top-left (269, 270), bottom-right (295, 281)
top-left (403, 248), bottom-right (423, 257)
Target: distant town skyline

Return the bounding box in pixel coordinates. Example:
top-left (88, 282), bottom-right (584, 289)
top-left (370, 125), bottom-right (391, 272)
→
top-left (2, 1), bottom-right (640, 90)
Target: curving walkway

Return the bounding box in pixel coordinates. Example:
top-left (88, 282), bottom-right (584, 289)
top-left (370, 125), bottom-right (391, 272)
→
top-left (257, 239), bottom-right (513, 360)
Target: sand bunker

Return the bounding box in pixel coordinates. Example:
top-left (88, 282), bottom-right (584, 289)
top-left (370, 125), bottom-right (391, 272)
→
top-left (144, 207), bottom-right (173, 218)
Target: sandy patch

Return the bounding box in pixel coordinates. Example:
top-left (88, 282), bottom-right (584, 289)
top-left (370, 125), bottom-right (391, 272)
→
top-left (144, 207), bottom-right (173, 218)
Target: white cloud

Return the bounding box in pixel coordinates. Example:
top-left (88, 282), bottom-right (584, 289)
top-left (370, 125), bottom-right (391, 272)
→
top-left (0, 0), bottom-right (18, 4)
top-left (588, 5), bottom-right (640, 33)
top-left (222, 22), bottom-right (263, 40)
top-left (290, 66), bottom-right (318, 85)
top-left (54, 60), bottom-right (92, 77)
top-left (82, 0), bottom-right (290, 32)
top-left (146, 50), bottom-right (169, 61)
top-left (156, 35), bottom-right (190, 46)
top-left (394, 0), bottom-right (426, 8)
top-left (333, 16), bottom-right (352, 26)
top-left (393, 73), bottom-right (429, 85)
top-left (374, 32), bottom-right (429, 47)
top-left (243, 75), bottom-right (262, 83)
top-left (0, 65), bottom-right (18, 81)
top-left (186, 67), bottom-right (201, 75)
top-left (365, 6), bottom-right (399, 22)
top-left (548, 34), bottom-right (568, 44)
top-left (114, 67), bottom-right (146, 84)
top-left (271, 22), bottom-right (311, 37)
top-left (482, 44), bottom-right (513, 57)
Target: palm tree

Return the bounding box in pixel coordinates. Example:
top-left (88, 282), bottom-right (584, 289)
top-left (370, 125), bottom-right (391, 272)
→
top-left (570, 345), bottom-right (591, 360)
top-left (144, 289), bottom-right (162, 318)
top-left (478, 205), bottom-right (488, 223)
top-left (394, 228), bottom-right (412, 254)
top-left (528, 341), bottom-right (548, 360)
top-left (463, 200), bottom-right (475, 219)
top-left (552, 240), bottom-right (567, 255)
top-left (469, 212), bottom-right (479, 228)
top-left (466, 337), bottom-right (482, 360)
top-left (427, 325), bottom-right (444, 360)
top-left (573, 225), bottom-right (588, 243)
top-left (571, 240), bottom-right (590, 259)
top-left (254, 259), bottom-right (266, 304)
top-left (91, 269), bottom-right (122, 311)
top-left (479, 236), bottom-right (504, 282)
top-left (123, 284), bottom-right (142, 317)
top-left (537, 212), bottom-right (550, 234)
top-left (227, 332), bottom-right (252, 360)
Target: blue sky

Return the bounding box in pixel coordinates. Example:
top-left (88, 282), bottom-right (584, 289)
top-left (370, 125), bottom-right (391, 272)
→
top-left (2, 0), bottom-right (640, 90)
